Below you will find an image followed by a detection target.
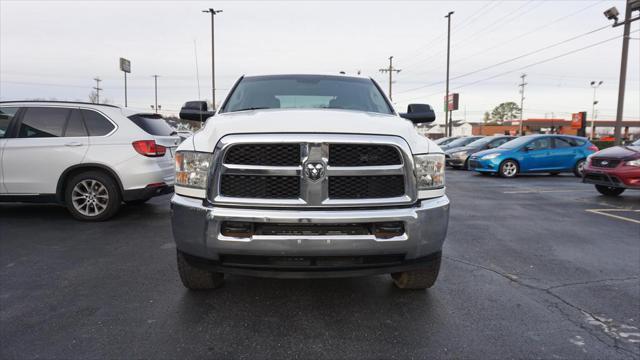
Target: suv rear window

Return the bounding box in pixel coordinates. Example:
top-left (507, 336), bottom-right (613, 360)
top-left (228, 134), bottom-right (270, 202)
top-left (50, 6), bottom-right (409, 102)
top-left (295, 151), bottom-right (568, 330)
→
top-left (128, 114), bottom-right (175, 136)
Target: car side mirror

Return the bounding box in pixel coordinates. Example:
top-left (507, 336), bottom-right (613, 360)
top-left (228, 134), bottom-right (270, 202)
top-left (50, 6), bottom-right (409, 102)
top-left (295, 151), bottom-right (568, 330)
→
top-left (522, 146), bottom-right (531, 152)
top-left (486, 143), bottom-right (494, 149)
top-left (400, 104), bottom-right (436, 124)
top-left (179, 101), bottom-right (215, 122)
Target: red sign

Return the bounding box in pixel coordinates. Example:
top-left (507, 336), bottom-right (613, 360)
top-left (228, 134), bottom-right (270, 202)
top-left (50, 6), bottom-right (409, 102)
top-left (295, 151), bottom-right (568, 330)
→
top-left (571, 112), bottom-right (586, 129)
top-left (444, 93), bottom-right (459, 111)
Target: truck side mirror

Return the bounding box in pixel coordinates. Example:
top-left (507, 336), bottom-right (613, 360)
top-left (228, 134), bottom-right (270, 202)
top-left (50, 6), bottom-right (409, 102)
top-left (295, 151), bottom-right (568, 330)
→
top-left (179, 101), bottom-right (215, 122)
top-left (400, 104), bottom-right (436, 124)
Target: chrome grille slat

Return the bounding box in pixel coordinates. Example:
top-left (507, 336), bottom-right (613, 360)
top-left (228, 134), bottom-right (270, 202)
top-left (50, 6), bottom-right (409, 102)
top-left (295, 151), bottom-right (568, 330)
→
top-left (209, 134), bottom-right (416, 208)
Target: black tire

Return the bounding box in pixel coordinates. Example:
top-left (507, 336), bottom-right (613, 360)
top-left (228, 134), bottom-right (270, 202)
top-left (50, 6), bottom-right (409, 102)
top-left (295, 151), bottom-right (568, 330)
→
top-left (391, 255), bottom-right (441, 290)
top-left (549, 172), bottom-right (561, 176)
top-left (125, 198), bottom-right (151, 206)
top-left (595, 185), bottom-right (625, 197)
top-left (451, 165), bottom-right (461, 170)
top-left (573, 159), bottom-right (586, 177)
top-left (64, 171), bottom-right (121, 221)
top-left (499, 160), bottom-right (519, 178)
top-left (177, 251), bottom-right (224, 290)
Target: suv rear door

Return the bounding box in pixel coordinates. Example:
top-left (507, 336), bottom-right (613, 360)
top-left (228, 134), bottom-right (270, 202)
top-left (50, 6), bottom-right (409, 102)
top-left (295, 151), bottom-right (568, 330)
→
top-left (0, 106), bottom-right (21, 194)
top-left (2, 106), bottom-right (89, 194)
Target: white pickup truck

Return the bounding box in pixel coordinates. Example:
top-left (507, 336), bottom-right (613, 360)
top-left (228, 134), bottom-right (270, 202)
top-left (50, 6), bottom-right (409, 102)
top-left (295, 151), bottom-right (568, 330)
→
top-left (171, 74), bottom-right (449, 290)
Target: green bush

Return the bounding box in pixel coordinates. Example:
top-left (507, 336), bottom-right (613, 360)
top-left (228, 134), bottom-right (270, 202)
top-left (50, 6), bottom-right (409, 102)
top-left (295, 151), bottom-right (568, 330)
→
top-left (592, 141), bottom-right (616, 149)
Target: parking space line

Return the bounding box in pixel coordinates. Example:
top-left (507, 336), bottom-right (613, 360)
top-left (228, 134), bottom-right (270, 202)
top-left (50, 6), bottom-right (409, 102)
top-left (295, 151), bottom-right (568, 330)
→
top-left (503, 189), bottom-right (593, 194)
top-left (585, 209), bottom-right (640, 224)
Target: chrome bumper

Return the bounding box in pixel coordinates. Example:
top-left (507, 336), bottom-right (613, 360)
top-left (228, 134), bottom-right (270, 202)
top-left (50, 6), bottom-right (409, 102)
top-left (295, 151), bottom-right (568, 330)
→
top-left (171, 194), bottom-right (449, 262)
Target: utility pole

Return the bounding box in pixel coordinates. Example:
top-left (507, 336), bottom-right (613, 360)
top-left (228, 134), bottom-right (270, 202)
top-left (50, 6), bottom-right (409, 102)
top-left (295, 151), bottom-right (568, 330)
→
top-left (590, 81), bottom-right (603, 140)
top-left (379, 56), bottom-right (401, 101)
top-left (444, 11), bottom-right (454, 137)
top-left (202, 8), bottom-right (223, 109)
top-left (93, 77), bottom-right (102, 104)
top-left (607, 0), bottom-right (640, 145)
top-left (152, 75), bottom-right (160, 114)
top-left (518, 73), bottom-right (527, 135)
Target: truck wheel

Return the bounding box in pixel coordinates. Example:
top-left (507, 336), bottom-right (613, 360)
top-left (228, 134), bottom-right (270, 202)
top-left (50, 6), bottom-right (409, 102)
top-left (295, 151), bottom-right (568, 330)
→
top-left (177, 251), bottom-right (224, 290)
top-left (391, 255), bottom-right (441, 290)
top-left (573, 159), bottom-right (586, 177)
top-left (499, 160), bottom-right (519, 178)
top-left (595, 185), bottom-right (625, 197)
top-left (65, 171), bottom-right (121, 221)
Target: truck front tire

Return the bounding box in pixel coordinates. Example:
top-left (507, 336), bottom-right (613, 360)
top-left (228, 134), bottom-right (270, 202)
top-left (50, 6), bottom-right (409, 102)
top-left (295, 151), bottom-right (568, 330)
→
top-left (391, 254), bottom-right (441, 290)
top-left (177, 251), bottom-right (224, 290)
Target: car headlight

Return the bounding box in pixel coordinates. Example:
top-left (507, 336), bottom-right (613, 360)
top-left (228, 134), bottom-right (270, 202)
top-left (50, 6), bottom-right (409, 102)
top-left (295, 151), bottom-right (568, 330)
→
top-left (451, 151), bottom-right (468, 158)
top-left (175, 151), bottom-right (213, 189)
top-left (414, 154), bottom-right (445, 191)
top-left (625, 159), bottom-right (640, 167)
top-left (481, 153), bottom-right (500, 160)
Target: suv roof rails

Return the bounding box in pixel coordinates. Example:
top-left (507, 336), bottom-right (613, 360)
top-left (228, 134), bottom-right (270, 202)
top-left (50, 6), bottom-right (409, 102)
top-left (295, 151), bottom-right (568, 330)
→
top-left (0, 100), bottom-right (120, 108)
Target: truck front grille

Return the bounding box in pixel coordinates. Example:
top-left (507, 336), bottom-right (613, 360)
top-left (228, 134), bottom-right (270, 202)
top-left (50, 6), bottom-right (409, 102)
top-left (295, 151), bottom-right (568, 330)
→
top-left (220, 175), bottom-right (300, 198)
top-left (328, 144), bottom-right (401, 166)
top-left (329, 175), bottom-right (405, 199)
top-left (211, 135), bottom-right (416, 207)
top-left (224, 144), bottom-right (300, 166)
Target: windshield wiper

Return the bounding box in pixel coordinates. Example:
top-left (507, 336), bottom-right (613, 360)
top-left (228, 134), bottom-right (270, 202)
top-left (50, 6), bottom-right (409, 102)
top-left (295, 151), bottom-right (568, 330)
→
top-left (230, 107), bottom-right (271, 112)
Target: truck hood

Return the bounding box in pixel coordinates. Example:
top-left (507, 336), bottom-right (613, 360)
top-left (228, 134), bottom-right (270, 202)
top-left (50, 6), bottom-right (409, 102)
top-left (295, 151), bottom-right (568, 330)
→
top-left (187, 108), bottom-right (434, 154)
top-left (593, 145), bottom-right (640, 160)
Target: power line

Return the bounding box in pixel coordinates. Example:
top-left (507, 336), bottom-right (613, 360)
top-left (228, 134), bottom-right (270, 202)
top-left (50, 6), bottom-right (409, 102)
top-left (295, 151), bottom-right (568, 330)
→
top-left (400, 0), bottom-right (605, 78)
top-left (398, 30), bottom-right (638, 103)
top-left (395, 24), bottom-right (613, 96)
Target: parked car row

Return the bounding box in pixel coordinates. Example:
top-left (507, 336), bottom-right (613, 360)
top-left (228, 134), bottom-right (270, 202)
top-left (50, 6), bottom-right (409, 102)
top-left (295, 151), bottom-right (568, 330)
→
top-left (0, 102), bottom-right (181, 221)
top-left (436, 133), bottom-right (639, 197)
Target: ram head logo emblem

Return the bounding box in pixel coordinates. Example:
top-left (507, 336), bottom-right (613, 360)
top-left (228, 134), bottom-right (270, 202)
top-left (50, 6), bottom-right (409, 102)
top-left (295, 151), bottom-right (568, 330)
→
top-left (304, 162), bottom-right (326, 182)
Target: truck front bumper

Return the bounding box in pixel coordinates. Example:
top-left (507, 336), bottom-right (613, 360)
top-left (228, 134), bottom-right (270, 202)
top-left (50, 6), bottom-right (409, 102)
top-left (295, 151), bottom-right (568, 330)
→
top-left (171, 194), bottom-right (450, 277)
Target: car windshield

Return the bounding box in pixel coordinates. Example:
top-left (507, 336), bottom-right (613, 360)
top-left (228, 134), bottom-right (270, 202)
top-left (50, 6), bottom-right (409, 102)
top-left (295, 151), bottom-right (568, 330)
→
top-left (445, 137), bottom-right (482, 148)
top-left (497, 136), bottom-right (537, 149)
top-left (221, 75), bottom-right (393, 114)
top-left (466, 137), bottom-right (495, 147)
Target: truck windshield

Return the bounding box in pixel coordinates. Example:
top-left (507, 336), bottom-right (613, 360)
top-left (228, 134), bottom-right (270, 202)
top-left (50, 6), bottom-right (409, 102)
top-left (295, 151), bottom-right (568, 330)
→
top-left (220, 75), bottom-right (393, 115)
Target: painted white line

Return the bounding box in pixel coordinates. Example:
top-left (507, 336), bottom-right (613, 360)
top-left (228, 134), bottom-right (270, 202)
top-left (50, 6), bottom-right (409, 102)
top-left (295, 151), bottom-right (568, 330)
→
top-left (504, 189), bottom-right (593, 194)
top-left (585, 209), bottom-right (640, 224)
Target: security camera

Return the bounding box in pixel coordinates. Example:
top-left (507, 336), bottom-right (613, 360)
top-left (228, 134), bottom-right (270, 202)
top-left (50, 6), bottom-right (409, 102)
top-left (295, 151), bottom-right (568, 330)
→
top-left (604, 7), bottom-right (619, 21)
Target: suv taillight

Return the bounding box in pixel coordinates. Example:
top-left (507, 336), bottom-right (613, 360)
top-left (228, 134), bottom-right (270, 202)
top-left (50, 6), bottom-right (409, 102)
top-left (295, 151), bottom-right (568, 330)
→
top-left (132, 140), bottom-right (166, 157)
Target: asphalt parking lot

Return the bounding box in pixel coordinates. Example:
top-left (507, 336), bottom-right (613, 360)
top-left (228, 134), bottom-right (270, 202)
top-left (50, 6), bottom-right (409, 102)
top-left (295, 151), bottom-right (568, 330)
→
top-left (1, 170), bottom-right (639, 359)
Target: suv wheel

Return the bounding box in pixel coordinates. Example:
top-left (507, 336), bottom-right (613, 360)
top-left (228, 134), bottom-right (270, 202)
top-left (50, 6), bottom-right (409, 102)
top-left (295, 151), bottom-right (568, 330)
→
top-left (595, 185), bottom-right (625, 197)
top-left (177, 251), bottom-right (224, 290)
top-left (391, 255), bottom-right (441, 290)
top-left (573, 159), bottom-right (586, 177)
top-left (65, 171), bottom-right (121, 221)
top-left (499, 160), bottom-right (519, 178)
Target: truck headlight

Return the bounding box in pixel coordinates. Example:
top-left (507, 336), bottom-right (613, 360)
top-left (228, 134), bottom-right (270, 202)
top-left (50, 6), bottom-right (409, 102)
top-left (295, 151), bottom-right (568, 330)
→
top-left (175, 151), bottom-right (212, 189)
top-left (414, 154), bottom-right (445, 190)
top-left (481, 153), bottom-right (500, 160)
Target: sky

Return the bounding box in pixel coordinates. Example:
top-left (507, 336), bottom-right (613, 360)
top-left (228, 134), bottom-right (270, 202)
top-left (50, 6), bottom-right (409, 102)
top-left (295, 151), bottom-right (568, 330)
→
top-left (1, 0), bottom-right (639, 124)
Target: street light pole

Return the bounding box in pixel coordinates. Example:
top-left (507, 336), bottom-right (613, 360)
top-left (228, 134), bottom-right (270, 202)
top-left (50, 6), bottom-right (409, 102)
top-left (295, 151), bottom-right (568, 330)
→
top-left (444, 11), bottom-right (454, 137)
top-left (202, 8), bottom-right (223, 109)
top-left (590, 80), bottom-right (603, 140)
top-left (152, 75), bottom-right (160, 114)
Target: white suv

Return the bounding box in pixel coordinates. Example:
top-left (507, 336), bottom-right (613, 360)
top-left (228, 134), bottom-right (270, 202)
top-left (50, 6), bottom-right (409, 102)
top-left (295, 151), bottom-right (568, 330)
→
top-left (0, 101), bottom-right (179, 221)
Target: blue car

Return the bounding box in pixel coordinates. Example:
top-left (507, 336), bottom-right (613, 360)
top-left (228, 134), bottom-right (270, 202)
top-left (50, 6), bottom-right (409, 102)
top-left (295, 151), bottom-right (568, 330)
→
top-left (469, 134), bottom-right (598, 178)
